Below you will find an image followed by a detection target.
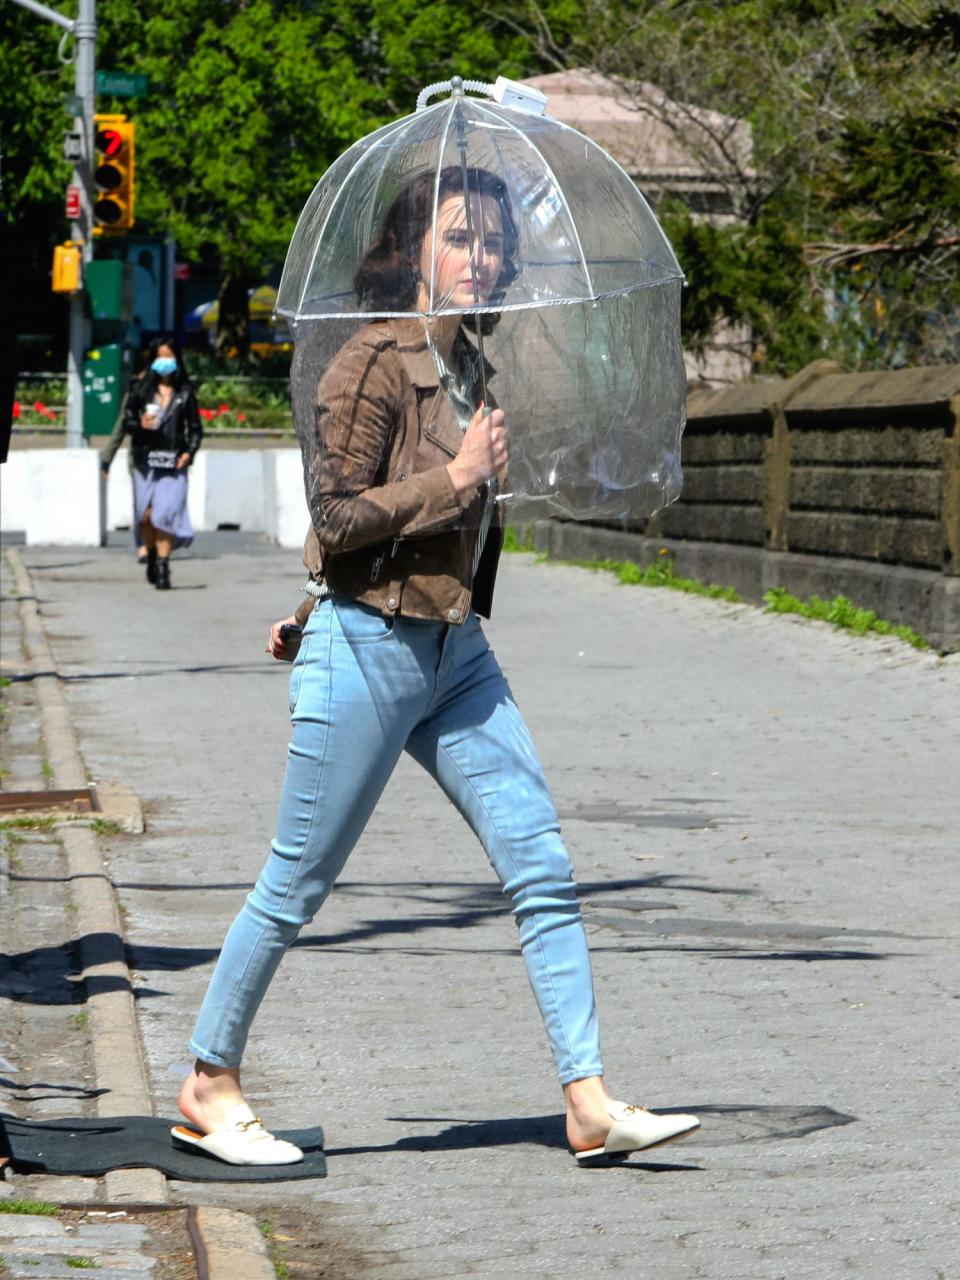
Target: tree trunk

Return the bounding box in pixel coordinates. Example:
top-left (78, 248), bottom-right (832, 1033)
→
top-left (215, 272), bottom-right (250, 359)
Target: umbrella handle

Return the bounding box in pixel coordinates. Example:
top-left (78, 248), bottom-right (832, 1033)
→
top-left (416, 78), bottom-right (495, 111)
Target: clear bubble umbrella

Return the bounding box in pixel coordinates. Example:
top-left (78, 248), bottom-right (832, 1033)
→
top-left (276, 75), bottom-right (686, 523)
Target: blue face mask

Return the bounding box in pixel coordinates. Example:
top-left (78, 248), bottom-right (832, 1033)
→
top-left (152, 357), bottom-right (177, 376)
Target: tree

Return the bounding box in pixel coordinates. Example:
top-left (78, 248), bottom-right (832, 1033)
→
top-left (5, 0), bottom-right (547, 357)
top-left (516, 0), bottom-right (960, 373)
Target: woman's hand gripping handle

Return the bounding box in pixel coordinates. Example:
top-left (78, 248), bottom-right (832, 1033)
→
top-left (446, 405), bottom-right (508, 494)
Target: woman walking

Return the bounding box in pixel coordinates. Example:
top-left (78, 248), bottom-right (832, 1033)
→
top-left (101, 337), bottom-right (202, 589)
top-left (173, 168), bottom-right (699, 1168)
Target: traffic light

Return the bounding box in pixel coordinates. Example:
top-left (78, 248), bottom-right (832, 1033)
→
top-left (93, 114), bottom-right (135, 233)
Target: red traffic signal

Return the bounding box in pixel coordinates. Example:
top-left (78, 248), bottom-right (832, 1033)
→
top-left (93, 114), bottom-right (135, 233)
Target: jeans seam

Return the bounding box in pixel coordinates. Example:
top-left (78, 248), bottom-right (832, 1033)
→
top-left (200, 606), bottom-right (334, 1065)
top-left (429, 731), bottom-right (578, 1077)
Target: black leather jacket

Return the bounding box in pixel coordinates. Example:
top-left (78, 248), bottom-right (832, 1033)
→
top-left (103, 373), bottom-right (203, 473)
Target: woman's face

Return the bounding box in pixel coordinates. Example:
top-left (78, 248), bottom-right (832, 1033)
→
top-left (156, 343), bottom-right (176, 362)
top-left (418, 193), bottom-right (505, 309)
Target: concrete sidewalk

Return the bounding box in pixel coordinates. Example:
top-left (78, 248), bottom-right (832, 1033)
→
top-left (3, 530), bottom-right (959, 1279)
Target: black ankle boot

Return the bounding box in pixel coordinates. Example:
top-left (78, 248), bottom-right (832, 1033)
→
top-left (145, 547), bottom-right (158, 584)
top-left (155, 558), bottom-right (171, 590)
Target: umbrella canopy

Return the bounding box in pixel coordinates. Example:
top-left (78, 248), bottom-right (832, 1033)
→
top-left (279, 77), bottom-right (686, 522)
top-left (277, 84), bottom-right (681, 321)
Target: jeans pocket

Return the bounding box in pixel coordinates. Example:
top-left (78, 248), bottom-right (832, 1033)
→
top-left (332, 598), bottom-right (397, 645)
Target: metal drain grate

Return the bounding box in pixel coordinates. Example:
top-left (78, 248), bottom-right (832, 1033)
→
top-left (0, 787), bottom-right (100, 816)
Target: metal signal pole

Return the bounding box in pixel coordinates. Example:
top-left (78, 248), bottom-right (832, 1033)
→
top-left (12, 0), bottom-right (96, 446)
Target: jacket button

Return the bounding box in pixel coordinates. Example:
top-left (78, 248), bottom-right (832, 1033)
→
top-left (388, 597), bottom-right (398, 609)
top-left (447, 608), bottom-right (459, 621)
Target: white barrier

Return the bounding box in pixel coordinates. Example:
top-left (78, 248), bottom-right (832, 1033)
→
top-left (0, 452), bottom-right (31, 535)
top-left (263, 449), bottom-right (310, 549)
top-left (0, 449), bottom-right (106, 546)
top-left (3, 448), bottom-right (303, 545)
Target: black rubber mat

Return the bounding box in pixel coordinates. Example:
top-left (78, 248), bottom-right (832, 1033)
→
top-left (0, 1113), bottom-right (326, 1181)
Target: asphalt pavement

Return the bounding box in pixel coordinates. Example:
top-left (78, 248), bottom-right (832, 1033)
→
top-left (4, 529), bottom-right (959, 1279)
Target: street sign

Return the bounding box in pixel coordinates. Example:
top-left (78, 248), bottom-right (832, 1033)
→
top-left (66, 185), bottom-right (81, 219)
top-left (63, 132), bottom-right (83, 162)
top-left (96, 70), bottom-right (148, 98)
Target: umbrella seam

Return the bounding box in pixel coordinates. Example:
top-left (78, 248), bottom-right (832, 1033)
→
top-left (470, 98), bottom-right (596, 301)
top-left (293, 112), bottom-right (417, 317)
top-left (429, 100), bottom-right (458, 314)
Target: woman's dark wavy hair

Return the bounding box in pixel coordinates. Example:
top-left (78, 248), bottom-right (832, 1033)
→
top-left (354, 166), bottom-right (519, 332)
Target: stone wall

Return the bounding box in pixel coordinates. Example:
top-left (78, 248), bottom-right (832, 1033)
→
top-left (534, 361), bottom-right (960, 650)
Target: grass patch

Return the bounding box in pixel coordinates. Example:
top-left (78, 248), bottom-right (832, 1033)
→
top-left (0, 1201), bottom-right (58, 1216)
top-left (502, 526), bottom-right (537, 554)
top-left (503, 528), bottom-right (740, 601)
top-left (0, 816), bottom-right (56, 832)
top-left (764, 588), bottom-right (929, 649)
top-left (90, 818), bottom-right (123, 836)
top-left (71, 1010), bottom-right (88, 1030)
top-left (506, 527), bottom-right (930, 649)
top-left (41, 760), bottom-right (54, 780)
top-left (571, 554), bottom-right (743, 601)
top-left (259, 1220), bottom-right (291, 1279)
top-left (64, 1259), bottom-right (95, 1270)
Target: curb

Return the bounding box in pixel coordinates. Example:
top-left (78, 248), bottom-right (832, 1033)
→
top-left (6, 548), bottom-right (165, 1205)
top-left (6, 549), bottom-right (281, 1279)
top-left (190, 1207), bottom-right (277, 1280)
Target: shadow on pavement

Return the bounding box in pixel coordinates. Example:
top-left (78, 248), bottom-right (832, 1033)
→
top-left (324, 1102), bottom-right (854, 1159)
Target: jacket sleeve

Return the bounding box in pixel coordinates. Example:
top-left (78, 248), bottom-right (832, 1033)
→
top-left (182, 389), bottom-right (203, 459)
top-left (99, 405), bottom-right (129, 469)
top-left (308, 338), bottom-right (470, 554)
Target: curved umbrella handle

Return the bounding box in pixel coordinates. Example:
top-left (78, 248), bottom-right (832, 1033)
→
top-left (416, 77), bottom-right (496, 111)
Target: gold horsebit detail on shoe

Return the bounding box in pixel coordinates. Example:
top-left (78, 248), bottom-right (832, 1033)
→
top-left (236, 1117), bottom-right (264, 1132)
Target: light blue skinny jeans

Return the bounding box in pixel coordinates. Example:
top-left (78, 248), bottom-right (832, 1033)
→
top-left (189, 594), bottom-right (603, 1085)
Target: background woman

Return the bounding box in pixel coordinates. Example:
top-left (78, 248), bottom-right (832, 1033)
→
top-left (101, 337), bottom-right (202, 589)
top-left (173, 168), bottom-right (699, 1168)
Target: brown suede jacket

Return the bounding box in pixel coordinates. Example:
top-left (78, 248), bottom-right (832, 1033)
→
top-left (294, 318), bottom-right (503, 628)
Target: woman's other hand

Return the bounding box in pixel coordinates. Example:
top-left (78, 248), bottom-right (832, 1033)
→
top-left (447, 406), bottom-right (509, 493)
top-left (267, 615), bottom-right (301, 660)
top-left (176, 452), bottom-right (191, 469)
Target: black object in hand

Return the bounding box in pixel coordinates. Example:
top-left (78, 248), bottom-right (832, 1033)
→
top-left (278, 623), bottom-right (303, 660)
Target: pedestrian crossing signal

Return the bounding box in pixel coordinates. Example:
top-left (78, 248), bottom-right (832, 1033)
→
top-left (93, 114), bottom-right (135, 233)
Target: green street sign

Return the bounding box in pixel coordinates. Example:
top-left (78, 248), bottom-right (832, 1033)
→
top-left (96, 70), bottom-right (149, 98)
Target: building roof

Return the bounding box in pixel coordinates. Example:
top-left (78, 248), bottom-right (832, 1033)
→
top-left (522, 69), bottom-right (753, 191)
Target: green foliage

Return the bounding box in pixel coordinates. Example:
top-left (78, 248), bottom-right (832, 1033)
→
top-left (546, 0), bottom-right (959, 371)
top-left (763, 587), bottom-right (929, 649)
top-left (90, 818), bottom-right (124, 835)
top-left (576, 554), bottom-right (742, 600)
top-left (0, 816), bottom-right (56, 832)
top-left (0, 1201), bottom-right (58, 1216)
top-left (502, 526), bottom-right (537, 553)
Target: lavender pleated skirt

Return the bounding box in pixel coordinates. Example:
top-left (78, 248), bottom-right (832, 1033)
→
top-left (132, 467), bottom-right (194, 549)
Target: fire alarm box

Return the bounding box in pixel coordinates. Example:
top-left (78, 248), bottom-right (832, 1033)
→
top-left (53, 242), bottom-right (82, 294)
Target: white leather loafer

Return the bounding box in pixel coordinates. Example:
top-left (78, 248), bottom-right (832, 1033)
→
top-left (170, 1103), bottom-right (303, 1167)
top-left (574, 1100), bottom-right (700, 1167)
